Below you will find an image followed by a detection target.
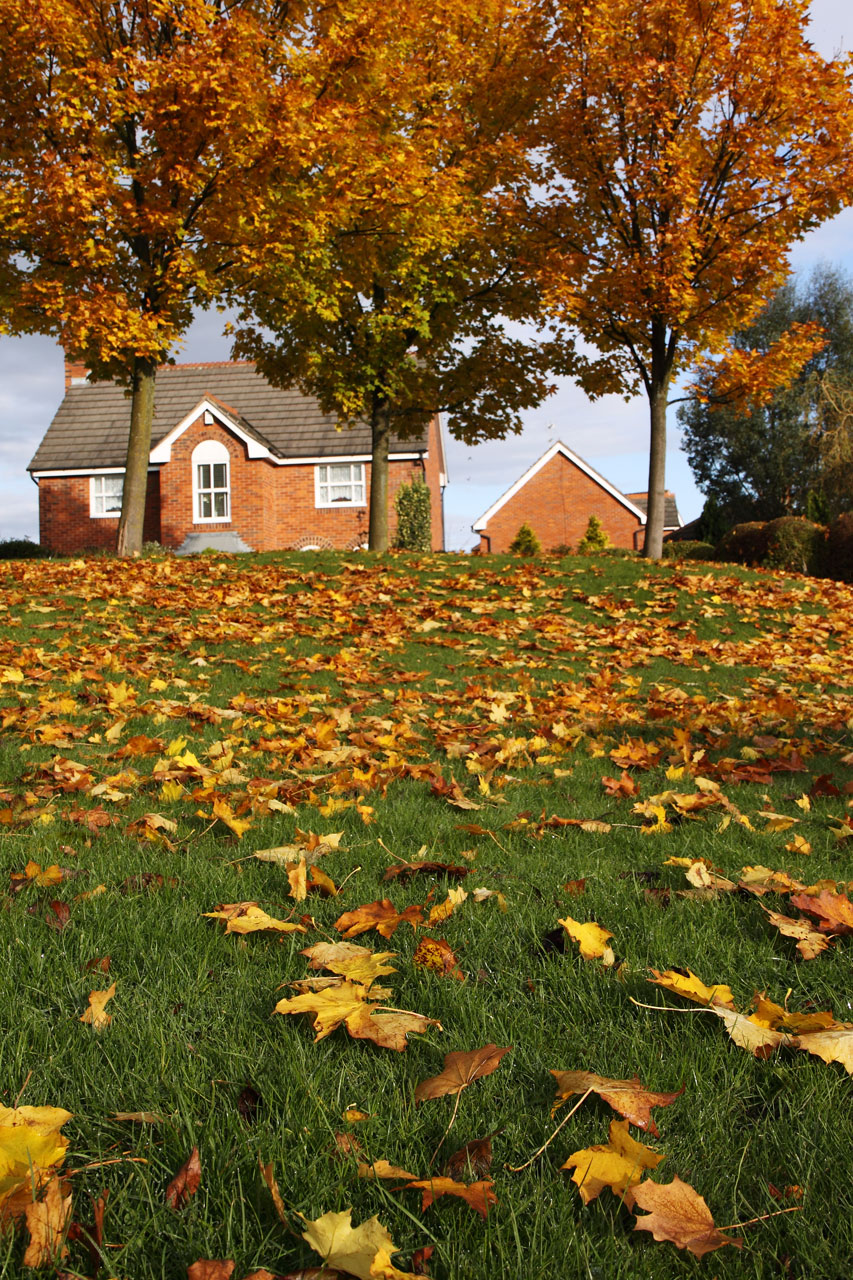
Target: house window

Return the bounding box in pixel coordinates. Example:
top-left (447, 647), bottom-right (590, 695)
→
top-left (192, 439), bottom-right (230, 522)
top-left (315, 462), bottom-right (366, 507)
top-left (90, 473), bottom-right (124, 517)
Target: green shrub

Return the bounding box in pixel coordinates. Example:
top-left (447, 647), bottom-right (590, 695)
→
top-left (825, 512), bottom-right (853, 583)
top-left (662, 539), bottom-right (716, 561)
top-left (715, 521), bottom-right (769, 566)
top-left (763, 516), bottom-right (826, 575)
top-left (394, 477), bottom-right (432, 551)
top-left (576, 514), bottom-right (611, 554)
top-left (0, 537), bottom-right (50, 559)
top-left (509, 523), bottom-right (541, 556)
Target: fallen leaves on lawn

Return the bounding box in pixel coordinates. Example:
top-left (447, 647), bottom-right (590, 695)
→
top-left (22, 1174), bottom-right (72, 1267)
top-left (400, 1176), bottom-right (497, 1218)
top-left (415, 1044), bottom-right (511, 1103)
top-left (165, 1145), bottom-right (201, 1209)
top-left (558, 917), bottom-right (615, 965)
top-left (335, 900), bottom-right (424, 940)
top-left (80, 982), bottom-right (116, 1030)
top-left (413, 937), bottom-right (465, 980)
top-left (0, 1105), bottom-right (72, 1219)
top-left (204, 902), bottom-right (308, 935)
top-left (300, 1208), bottom-right (419, 1280)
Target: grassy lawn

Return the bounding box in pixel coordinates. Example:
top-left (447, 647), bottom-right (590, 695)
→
top-left (1, 549), bottom-right (852, 1279)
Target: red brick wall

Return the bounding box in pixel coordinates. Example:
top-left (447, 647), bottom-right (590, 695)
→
top-left (38, 473), bottom-right (160, 553)
top-left (478, 452), bottom-right (643, 553)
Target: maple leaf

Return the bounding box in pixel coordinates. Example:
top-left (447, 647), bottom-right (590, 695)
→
top-left (301, 943), bottom-right (398, 985)
top-left (710, 1006), bottom-right (791, 1059)
top-left (203, 903), bottom-right (308, 935)
top-left (413, 937), bottom-right (464, 980)
top-left (648, 968), bottom-right (734, 1008)
top-left (738, 865), bottom-right (802, 896)
top-left (549, 1070), bottom-right (683, 1135)
top-left (562, 1119), bottom-right (664, 1204)
top-left (414, 1044), bottom-right (511, 1103)
top-left (165, 1145), bottom-right (201, 1210)
top-left (789, 888), bottom-right (853, 935)
top-left (628, 1176), bottom-right (743, 1257)
top-left (795, 1024), bottom-right (853, 1074)
top-left (274, 983), bottom-right (437, 1050)
top-left (762, 908), bottom-right (829, 960)
top-left (357, 1159), bottom-right (418, 1181)
top-left (443, 1135), bottom-right (494, 1180)
top-left (80, 982), bottom-right (116, 1030)
top-left (401, 1176), bottom-right (498, 1218)
top-left (427, 886), bottom-right (468, 925)
top-left (211, 798), bottom-right (252, 838)
top-left (335, 900), bottom-right (424, 940)
top-left (0, 1106), bottom-right (72, 1214)
top-left (301, 1209), bottom-right (417, 1280)
top-left (558, 916), bottom-right (615, 965)
top-left (187, 1263), bottom-right (236, 1280)
top-left (22, 1175), bottom-right (72, 1267)
top-left (382, 861), bottom-right (470, 883)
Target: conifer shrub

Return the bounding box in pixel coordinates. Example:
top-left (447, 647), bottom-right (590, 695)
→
top-left (393, 477), bottom-right (432, 551)
top-left (661, 539), bottom-right (716, 561)
top-left (576, 514), bottom-right (611, 554)
top-left (509, 523), bottom-right (541, 556)
top-left (0, 537), bottom-right (50, 559)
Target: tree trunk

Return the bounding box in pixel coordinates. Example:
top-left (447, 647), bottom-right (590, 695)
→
top-left (368, 397), bottom-right (391, 551)
top-left (642, 322), bottom-right (672, 558)
top-left (116, 357), bottom-right (157, 556)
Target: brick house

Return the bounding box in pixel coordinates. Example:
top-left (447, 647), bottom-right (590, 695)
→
top-left (472, 440), bottom-right (680, 552)
top-left (28, 360), bottom-right (446, 554)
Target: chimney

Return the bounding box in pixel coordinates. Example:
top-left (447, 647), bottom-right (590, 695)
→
top-left (64, 357), bottom-right (90, 390)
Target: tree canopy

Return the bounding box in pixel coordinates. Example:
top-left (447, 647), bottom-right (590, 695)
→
top-left (531, 0), bottom-right (853, 557)
top-left (679, 265), bottom-right (853, 524)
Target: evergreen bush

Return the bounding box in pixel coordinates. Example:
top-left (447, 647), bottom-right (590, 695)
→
top-left (509, 523), bottom-right (541, 556)
top-left (715, 521), bottom-right (770, 566)
top-left (576, 514), bottom-right (611, 554)
top-left (0, 537), bottom-right (50, 559)
top-left (662, 540), bottom-right (716, 561)
top-left (393, 477), bottom-right (432, 551)
top-left (763, 516), bottom-right (826, 574)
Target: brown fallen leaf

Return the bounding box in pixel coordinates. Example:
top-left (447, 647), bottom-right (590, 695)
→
top-left (414, 1044), bottom-right (511, 1104)
top-left (166, 1146), bottom-right (201, 1210)
top-left (113, 1111), bottom-right (166, 1124)
top-left (795, 1024), bottom-right (853, 1074)
top-left (558, 917), bottom-right (615, 965)
top-left (443, 1136), bottom-right (494, 1181)
top-left (562, 1119), bottom-right (664, 1204)
top-left (628, 1175), bottom-right (742, 1257)
top-left (259, 1159), bottom-right (289, 1226)
top-left (334, 900), bottom-right (424, 940)
top-left (80, 982), bottom-right (116, 1031)
top-left (401, 1176), bottom-right (497, 1219)
top-left (22, 1175), bottom-right (72, 1267)
top-left (549, 1070), bottom-right (683, 1136)
top-left (383, 862), bottom-right (470, 883)
top-left (412, 938), bottom-right (464, 981)
top-left (790, 888), bottom-right (853, 935)
top-left (187, 1262), bottom-right (236, 1280)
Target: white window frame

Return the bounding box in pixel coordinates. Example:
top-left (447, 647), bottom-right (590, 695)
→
top-left (90, 473), bottom-right (124, 517)
top-left (192, 439), bottom-right (231, 523)
top-left (315, 462), bottom-right (366, 508)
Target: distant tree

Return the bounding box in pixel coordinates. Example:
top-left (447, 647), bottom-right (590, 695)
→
top-left (230, 0), bottom-right (556, 551)
top-left (531, 0), bottom-right (853, 558)
top-left (679, 266), bottom-right (853, 523)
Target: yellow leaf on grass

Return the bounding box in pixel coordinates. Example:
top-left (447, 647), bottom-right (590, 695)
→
top-left (427, 886), bottom-right (468, 925)
top-left (357, 1159), bottom-right (417, 1181)
top-left (287, 856), bottom-right (307, 901)
top-left (559, 917), bottom-right (615, 965)
top-left (795, 1024), bottom-right (853, 1074)
top-left (203, 903), bottom-right (307, 935)
top-left (301, 1208), bottom-right (415, 1280)
top-left (648, 968), bottom-right (734, 1008)
top-left (563, 1119), bottom-right (664, 1203)
top-left (80, 982), bottom-right (116, 1030)
top-left (302, 942), bottom-right (398, 985)
top-left (0, 1107), bottom-right (72, 1212)
top-left (212, 798), bottom-right (252, 838)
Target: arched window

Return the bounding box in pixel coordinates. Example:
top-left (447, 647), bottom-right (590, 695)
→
top-left (192, 440), bottom-right (230, 522)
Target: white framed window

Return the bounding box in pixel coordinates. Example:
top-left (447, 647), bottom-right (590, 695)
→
top-left (315, 462), bottom-right (366, 507)
top-left (192, 439), bottom-right (230, 522)
top-left (90, 473), bottom-right (124, 517)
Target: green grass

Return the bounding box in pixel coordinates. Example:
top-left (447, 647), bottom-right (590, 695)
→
top-left (1, 550), bottom-right (853, 1278)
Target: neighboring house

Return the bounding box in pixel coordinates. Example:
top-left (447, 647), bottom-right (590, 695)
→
top-left (624, 491), bottom-right (683, 544)
top-left (472, 440), bottom-right (680, 552)
top-left (28, 359), bottom-right (447, 554)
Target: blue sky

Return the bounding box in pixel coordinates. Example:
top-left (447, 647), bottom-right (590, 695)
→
top-left (1, 0), bottom-right (851, 551)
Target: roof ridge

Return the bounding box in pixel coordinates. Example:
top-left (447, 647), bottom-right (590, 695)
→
top-left (158, 360), bottom-right (256, 370)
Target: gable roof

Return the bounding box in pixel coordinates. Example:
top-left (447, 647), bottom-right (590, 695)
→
top-left (472, 440), bottom-right (648, 531)
top-left (28, 362), bottom-right (432, 473)
top-left (624, 491), bottom-right (682, 529)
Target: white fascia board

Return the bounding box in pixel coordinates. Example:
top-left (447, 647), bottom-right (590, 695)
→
top-left (31, 466), bottom-right (159, 478)
top-left (277, 452), bottom-right (423, 466)
top-left (149, 398), bottom-right (275, 463)
top-left (472, 441), bottom-right (647, 531)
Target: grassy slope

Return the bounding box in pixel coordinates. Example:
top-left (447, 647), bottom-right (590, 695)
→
top-left (1, 550), bottom-right (852, 1279)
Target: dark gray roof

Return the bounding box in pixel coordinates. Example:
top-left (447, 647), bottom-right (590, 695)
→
top-left (28, 362), bottom-right (429, 472)
top-left (624, 491), bottom-right (682, 530)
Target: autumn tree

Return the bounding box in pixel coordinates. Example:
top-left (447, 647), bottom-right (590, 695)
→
top-left (679, 266), bottom-right (853, 524)
top-left (531, 0), bottom-right (853, 558)
top-left (230, 0), bottom-right (556, 551)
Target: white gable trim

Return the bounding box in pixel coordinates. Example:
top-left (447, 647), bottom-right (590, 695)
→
top-left (472, 441), bottom-right (647, 531)
top-left (149, 398), bottom-right (276, 463)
